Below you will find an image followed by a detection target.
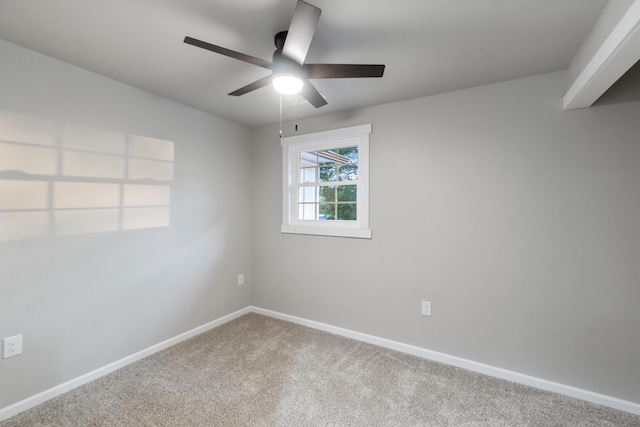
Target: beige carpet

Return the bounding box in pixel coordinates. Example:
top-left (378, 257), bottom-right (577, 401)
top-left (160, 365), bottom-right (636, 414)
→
top-left (2, 313), bottom-right (639, 426)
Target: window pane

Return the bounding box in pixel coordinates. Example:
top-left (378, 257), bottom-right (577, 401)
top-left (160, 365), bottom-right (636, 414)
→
top-left (300, 167), bottom-right (316, 183)
top-left (319, 203), bottom-right (335, 220)
top-left (338, 146), bottom-right (358, 163)
top-left (299, 203), bottom-right (317, 220)
top-left (300, 150), bottom-right (318, 166)
top-left (337, 203), bottom-right (357, 221)
top-left (299, 186), bottom-right (317, 203)
top-left (338, 164), bottom-right (358, 181)
top-left (319, 186), bottom-right (335, 203)
top-left (319, 166), bottom-right (336, 182)
top-left (337, 185), bottom-right (357, 202)
top-left (318, 150), bottom-right (337, 166)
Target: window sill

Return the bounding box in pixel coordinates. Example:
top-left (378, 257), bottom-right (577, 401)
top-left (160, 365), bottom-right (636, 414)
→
top-left (281, 224), bottom-right (372, 239)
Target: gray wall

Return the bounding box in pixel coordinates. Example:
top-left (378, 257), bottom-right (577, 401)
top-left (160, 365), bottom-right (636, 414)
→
top-left (0, 40), bottom-right (253, 408)
top-left (252, 71), bottom-right (640, 403)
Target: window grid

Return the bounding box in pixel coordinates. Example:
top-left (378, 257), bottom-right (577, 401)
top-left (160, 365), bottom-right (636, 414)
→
top-left (297, 146), bottom-right (358, 221)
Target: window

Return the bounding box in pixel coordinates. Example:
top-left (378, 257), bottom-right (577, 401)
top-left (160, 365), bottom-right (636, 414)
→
top-left (281, 124), bottom-right (371, 238)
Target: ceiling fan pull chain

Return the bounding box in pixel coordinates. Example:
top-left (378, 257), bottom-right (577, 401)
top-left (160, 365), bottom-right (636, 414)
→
top-left (295, 94), bottom-right (298, 132)
top-left (279, 94), bottom-right (283, 138)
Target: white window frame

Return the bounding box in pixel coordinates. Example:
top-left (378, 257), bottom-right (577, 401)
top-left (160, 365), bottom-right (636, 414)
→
top-left (281, 124), bottom-right (371, 239)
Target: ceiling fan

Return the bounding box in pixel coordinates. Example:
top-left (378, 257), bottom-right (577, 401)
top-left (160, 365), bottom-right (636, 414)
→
top-left (184, 0), bottom-right (385, 108)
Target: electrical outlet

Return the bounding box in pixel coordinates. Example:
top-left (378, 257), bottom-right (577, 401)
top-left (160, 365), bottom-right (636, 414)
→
top-left (3, 335), bottom-right (22, 359)
top-left (421, 301), bottom-right (432, 317)
top-left (237, 273), bottom-right (244, 286)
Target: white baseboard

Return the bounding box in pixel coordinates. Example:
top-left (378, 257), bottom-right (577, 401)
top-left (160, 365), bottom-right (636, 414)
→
top-left (2, 305), bottom-right (638, 421)
top-left (250, 306), bottom-right (640, 416)
top-left (0, 306), bottom-right (251, 422)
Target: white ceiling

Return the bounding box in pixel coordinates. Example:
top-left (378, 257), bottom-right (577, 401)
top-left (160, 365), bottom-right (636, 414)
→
top-left (0, 0), bottom-right (609, 128)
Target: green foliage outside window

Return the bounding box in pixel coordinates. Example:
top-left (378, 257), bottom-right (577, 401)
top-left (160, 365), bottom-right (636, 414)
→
top-left (301, 146), bottom-right (359, 221)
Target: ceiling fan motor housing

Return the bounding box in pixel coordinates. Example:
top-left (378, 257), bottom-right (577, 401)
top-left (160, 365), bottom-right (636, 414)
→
top-left (272, 49), bottom-right (305, 78)
top-left (183, 0), bottom-right (384, 108)
top-left (274, 31), bottom-right (288, 50)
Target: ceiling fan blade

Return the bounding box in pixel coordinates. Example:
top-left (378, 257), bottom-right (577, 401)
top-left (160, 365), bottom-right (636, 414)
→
top-left (282, 1), bottom-right (321, 65)
top-left (300, 80), bottom-right (327, 108)
top-left (184, 36), bottom-right (272, 70)
top-left (305, 64), bottom-right (386, 79)
top-left (228, 75), bottom-right (273, 96)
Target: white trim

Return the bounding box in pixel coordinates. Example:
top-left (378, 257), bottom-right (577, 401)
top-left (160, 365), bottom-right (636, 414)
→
top-left (250, 306), bottom-right (640, 416)
top-left (281, 124), bottom-right (372, 238)
top-left (0, 306), bottom-right (251, 423)
top-left (281, 224), bottom-right (372, 239)
top-left (563, 0), bottom-right (640, 109)
top-left (280, 124), bottom-right (372, 146)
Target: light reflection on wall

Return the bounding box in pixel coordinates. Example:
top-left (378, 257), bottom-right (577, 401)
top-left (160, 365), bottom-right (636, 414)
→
top-left (0, 111), bottom-right (174, 242)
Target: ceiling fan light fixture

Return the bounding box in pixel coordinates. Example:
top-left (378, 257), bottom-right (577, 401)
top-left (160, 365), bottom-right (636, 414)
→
top-left (273, 74), bottom-right (303, 94)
